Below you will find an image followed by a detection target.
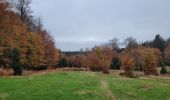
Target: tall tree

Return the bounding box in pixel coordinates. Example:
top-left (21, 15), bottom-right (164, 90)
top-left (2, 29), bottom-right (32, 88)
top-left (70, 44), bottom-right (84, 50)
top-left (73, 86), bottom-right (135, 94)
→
top-left (109, 38), bottom-right (119, 52)
top-left (121, 54), bottom-right (135, 77)
top-left (143, 48), bottom-right (159, 75)
top-left (153, 34), bottom-right (165, 52)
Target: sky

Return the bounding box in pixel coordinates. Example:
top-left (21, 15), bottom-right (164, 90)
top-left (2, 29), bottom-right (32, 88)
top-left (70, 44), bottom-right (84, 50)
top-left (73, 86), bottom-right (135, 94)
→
top-left (31, 0), bottom-right (170, 51)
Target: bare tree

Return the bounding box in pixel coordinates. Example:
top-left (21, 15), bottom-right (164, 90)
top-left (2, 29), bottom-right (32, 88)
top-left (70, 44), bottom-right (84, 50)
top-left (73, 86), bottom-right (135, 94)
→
top-left (109, 38), bottom-right (119, 51)
top-left (124, 37), bottom-right (138, 54)
top-left (124, 37), bottom-right (138, 49)
top-left (14, 0), bottom-right (42, 31)
top-left (15, 0), bottom-right (31, 22)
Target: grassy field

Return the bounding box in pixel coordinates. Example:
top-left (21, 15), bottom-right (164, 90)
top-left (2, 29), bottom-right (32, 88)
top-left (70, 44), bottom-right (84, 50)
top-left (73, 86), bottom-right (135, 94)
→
top-left (0, 71), bottom-right (170, 100)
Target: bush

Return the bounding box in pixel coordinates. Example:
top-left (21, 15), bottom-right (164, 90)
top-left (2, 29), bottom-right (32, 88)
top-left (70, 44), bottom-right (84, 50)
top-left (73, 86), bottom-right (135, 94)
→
top-left (102, 67), bottom-right (110, 74)
top-left (58, 57), bottom-right (68, 67)
top-left (32, 65), bottom-right (48, 71)
top-left (160, 66), bottom-right (167, 74)
top-left (13, 62), bottom-right (23, 75)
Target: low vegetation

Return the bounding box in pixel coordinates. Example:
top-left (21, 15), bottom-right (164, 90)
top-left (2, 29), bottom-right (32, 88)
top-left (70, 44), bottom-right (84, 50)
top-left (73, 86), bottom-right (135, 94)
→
top-left (0, 71), bottom-right (170, 100)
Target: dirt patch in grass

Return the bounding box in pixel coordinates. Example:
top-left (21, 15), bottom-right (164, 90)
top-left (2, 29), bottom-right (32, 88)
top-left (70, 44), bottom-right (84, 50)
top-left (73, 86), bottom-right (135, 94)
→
top-left (24, 67), bottom-right (86, 76)
top-left (140, 75), bottom-right (170, 80)
top-left (0, 93), bottom-right (9, 100)
top-left (75, 90), bottom-right (96, 95)
top-left (139, 84), bottom-right (153, 91)
top-left (100, 79), bottom-right (116, 100)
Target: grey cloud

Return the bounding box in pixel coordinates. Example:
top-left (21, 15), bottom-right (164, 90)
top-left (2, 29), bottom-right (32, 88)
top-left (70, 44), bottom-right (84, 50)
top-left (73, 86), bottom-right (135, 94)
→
top-left (31, 0), bottom-right (170, 51)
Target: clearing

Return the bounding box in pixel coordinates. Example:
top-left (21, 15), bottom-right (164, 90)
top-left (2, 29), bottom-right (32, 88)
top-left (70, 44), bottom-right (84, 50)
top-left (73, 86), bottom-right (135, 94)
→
top-left (0, 71), bottom-right (170, 100)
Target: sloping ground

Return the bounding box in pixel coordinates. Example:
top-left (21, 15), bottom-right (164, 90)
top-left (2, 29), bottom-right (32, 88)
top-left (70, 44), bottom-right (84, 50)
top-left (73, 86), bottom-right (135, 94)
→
top-left (0, 71), bottom-right (170, 100)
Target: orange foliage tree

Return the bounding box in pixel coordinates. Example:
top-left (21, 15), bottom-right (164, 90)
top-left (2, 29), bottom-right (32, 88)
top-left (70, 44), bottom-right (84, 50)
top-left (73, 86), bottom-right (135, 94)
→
top-left (121, 54), bottom-right (135, 77)
top-left (87, 45), bottom-right (113, 74)
top-left (143, 48), bottom-right (160, 75)
top-left (164, 43), bottom-right (170, 65)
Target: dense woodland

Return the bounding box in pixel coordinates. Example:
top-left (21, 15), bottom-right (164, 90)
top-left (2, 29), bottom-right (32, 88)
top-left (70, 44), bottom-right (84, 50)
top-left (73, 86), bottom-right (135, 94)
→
top-left (0, 0), bottom-right (170, 77)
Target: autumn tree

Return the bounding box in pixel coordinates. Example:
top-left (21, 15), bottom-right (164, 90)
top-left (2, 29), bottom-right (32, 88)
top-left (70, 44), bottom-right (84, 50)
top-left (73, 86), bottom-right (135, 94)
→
top-left (143, 48), bottom-right (159, 75)
top-left (164, 43), bottom-right (170, 65)
top-left (87, 45), bottom-right (113, 74)
top-left (0, 0), bottom-right (26, 69)
top-left (121, 54), bottom-right (135, 77)
top-left (130, 47), bottom-right (144, 71)
top-left (87, 47), bottom-right (101, 71)
top-left (38, 31), bottom-right (59, 67)
top-left (120, 46), bottom-right (143, 72)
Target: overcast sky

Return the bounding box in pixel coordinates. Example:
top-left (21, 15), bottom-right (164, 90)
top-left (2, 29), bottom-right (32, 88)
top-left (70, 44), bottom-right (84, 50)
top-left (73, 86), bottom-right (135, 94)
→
top-left (31, 0), bottom-right (170, 51)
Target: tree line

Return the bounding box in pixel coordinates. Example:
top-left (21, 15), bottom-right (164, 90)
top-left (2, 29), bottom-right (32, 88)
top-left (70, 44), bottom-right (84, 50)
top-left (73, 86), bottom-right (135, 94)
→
top-left (59, 35), bottom-right (170, 77)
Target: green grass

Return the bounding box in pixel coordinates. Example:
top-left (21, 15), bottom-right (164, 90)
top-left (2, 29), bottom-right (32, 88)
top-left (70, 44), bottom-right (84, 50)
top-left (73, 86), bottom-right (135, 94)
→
top-left (0, 71), bottom-right (170, 100)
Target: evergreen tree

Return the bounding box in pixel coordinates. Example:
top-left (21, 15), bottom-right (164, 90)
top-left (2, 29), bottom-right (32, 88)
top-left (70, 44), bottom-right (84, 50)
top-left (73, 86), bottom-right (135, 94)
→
top-left (11, 48), bottom-right (23, 75)
top-left (153, 34), bottom-right (165, 52)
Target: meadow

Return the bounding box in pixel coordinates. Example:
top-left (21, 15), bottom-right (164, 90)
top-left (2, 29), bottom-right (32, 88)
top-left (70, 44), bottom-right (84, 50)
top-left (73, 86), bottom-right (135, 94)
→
top-left (0, 71), bottom-right (170, 100)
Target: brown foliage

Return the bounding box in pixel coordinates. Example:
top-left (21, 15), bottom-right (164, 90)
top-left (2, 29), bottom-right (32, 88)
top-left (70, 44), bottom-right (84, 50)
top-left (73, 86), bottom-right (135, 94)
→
top-left (86, 46), bottom-right (113, 73)
top-left (38, 31), bottom-right (59, 66)
top-left (0, 1), bottom-right (59, 71)
top-left (121, 54), bottom-right (135, 77)
top-left (143, 48), bottom-right (159, 75)
top-left (164, 43), bottom-right (170, 65)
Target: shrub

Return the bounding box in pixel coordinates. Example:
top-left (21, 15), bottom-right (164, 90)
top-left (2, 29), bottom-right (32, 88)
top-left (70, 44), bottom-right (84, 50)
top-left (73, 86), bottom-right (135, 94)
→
top-left (13, 62), bottom-right (23, 75)
top-left (160, 66), bottom-right (167, 74)
top-left (32, 65), bottom-right (48, 71)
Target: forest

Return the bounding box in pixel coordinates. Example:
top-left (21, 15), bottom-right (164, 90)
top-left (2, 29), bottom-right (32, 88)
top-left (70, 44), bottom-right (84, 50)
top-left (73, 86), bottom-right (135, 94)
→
top-left (0, 0), bottom-right (170, 100)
